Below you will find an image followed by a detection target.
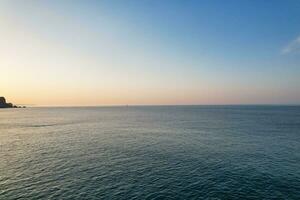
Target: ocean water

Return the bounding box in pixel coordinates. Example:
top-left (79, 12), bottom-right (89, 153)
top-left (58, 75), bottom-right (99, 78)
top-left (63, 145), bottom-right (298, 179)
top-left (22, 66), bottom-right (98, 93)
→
top-left (0, 106), bottom-right (300, 200)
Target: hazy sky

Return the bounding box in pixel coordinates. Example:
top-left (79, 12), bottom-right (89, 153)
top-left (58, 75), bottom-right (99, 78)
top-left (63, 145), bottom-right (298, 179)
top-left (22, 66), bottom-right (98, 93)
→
top-left (1, 0), bottom-right (300, 105)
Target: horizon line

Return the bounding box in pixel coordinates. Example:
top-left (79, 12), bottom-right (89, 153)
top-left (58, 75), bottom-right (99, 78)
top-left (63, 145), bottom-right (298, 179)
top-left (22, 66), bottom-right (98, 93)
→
top-left (27, 104), bottom-right (300, 108)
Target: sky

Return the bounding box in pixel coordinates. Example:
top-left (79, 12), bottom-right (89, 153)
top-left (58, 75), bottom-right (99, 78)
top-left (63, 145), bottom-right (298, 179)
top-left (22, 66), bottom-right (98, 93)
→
top-left (0, 0), bottom-right (300, 106)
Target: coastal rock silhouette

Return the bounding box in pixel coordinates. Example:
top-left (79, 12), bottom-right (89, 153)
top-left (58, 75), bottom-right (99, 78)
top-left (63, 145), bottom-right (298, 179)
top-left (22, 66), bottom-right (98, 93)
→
top-left (0, 97), bottom-right (14, 108)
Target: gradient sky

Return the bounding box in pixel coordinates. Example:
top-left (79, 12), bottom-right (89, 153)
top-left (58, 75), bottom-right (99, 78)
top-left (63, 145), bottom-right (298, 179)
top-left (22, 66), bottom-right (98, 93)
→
top-left (1, 0), bottom-right (300, 105)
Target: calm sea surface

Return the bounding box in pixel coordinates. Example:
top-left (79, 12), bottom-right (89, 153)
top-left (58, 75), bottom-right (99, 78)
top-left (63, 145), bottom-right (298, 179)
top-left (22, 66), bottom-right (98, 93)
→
top-left (1, 106), bottom-right (300, 199)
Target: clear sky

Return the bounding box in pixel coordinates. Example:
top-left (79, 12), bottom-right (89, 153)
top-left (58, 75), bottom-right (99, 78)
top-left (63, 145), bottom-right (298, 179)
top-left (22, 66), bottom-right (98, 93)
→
top-left (1, 0), bottom-right (300, 105)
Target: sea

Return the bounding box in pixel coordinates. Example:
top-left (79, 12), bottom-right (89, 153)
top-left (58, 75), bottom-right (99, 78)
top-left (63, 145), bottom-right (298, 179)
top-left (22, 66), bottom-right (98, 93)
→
top-left (0, 106), bottom-right (300, 199)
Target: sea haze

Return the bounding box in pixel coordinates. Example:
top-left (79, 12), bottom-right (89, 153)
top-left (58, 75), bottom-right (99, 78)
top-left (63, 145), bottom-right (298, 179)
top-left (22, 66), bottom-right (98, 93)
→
top-left (1, 106), bottom-right (300, 199)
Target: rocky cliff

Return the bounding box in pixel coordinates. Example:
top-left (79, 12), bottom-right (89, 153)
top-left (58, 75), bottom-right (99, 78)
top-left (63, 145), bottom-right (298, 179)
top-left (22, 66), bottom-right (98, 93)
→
top-left (0, 97), bottom-right (14, 108)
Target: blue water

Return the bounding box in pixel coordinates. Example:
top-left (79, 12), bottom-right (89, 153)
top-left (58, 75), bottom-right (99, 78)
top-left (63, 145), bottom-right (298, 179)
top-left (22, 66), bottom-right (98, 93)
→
top-left (1, 106), bottom-right (300, 199)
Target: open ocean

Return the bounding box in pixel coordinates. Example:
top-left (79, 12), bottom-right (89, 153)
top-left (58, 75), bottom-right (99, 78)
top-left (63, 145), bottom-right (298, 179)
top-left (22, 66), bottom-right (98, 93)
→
top-left (1, 106), bottom-right (300, 199)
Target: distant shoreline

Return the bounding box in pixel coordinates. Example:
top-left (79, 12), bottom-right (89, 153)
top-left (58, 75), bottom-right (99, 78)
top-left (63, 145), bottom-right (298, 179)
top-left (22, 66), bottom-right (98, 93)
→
top-left (22, 104), bottom-right (300, 108)
top-left (0, 97), bottom-right (26, 109)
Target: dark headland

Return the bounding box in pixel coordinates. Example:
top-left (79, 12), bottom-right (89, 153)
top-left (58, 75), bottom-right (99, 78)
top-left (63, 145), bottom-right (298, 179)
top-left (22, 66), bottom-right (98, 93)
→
top-left (0, 97), bottom-right (25, 108)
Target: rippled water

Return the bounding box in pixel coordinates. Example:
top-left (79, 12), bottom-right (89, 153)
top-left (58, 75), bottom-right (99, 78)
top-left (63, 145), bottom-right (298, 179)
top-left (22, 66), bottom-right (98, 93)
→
top-left (1, 106), bottom-right (300, 199)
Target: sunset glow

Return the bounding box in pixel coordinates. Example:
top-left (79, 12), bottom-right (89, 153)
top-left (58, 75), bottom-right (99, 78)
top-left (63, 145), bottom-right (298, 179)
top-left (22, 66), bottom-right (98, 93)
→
top-left (1, 1), bottom-right (300, 105)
